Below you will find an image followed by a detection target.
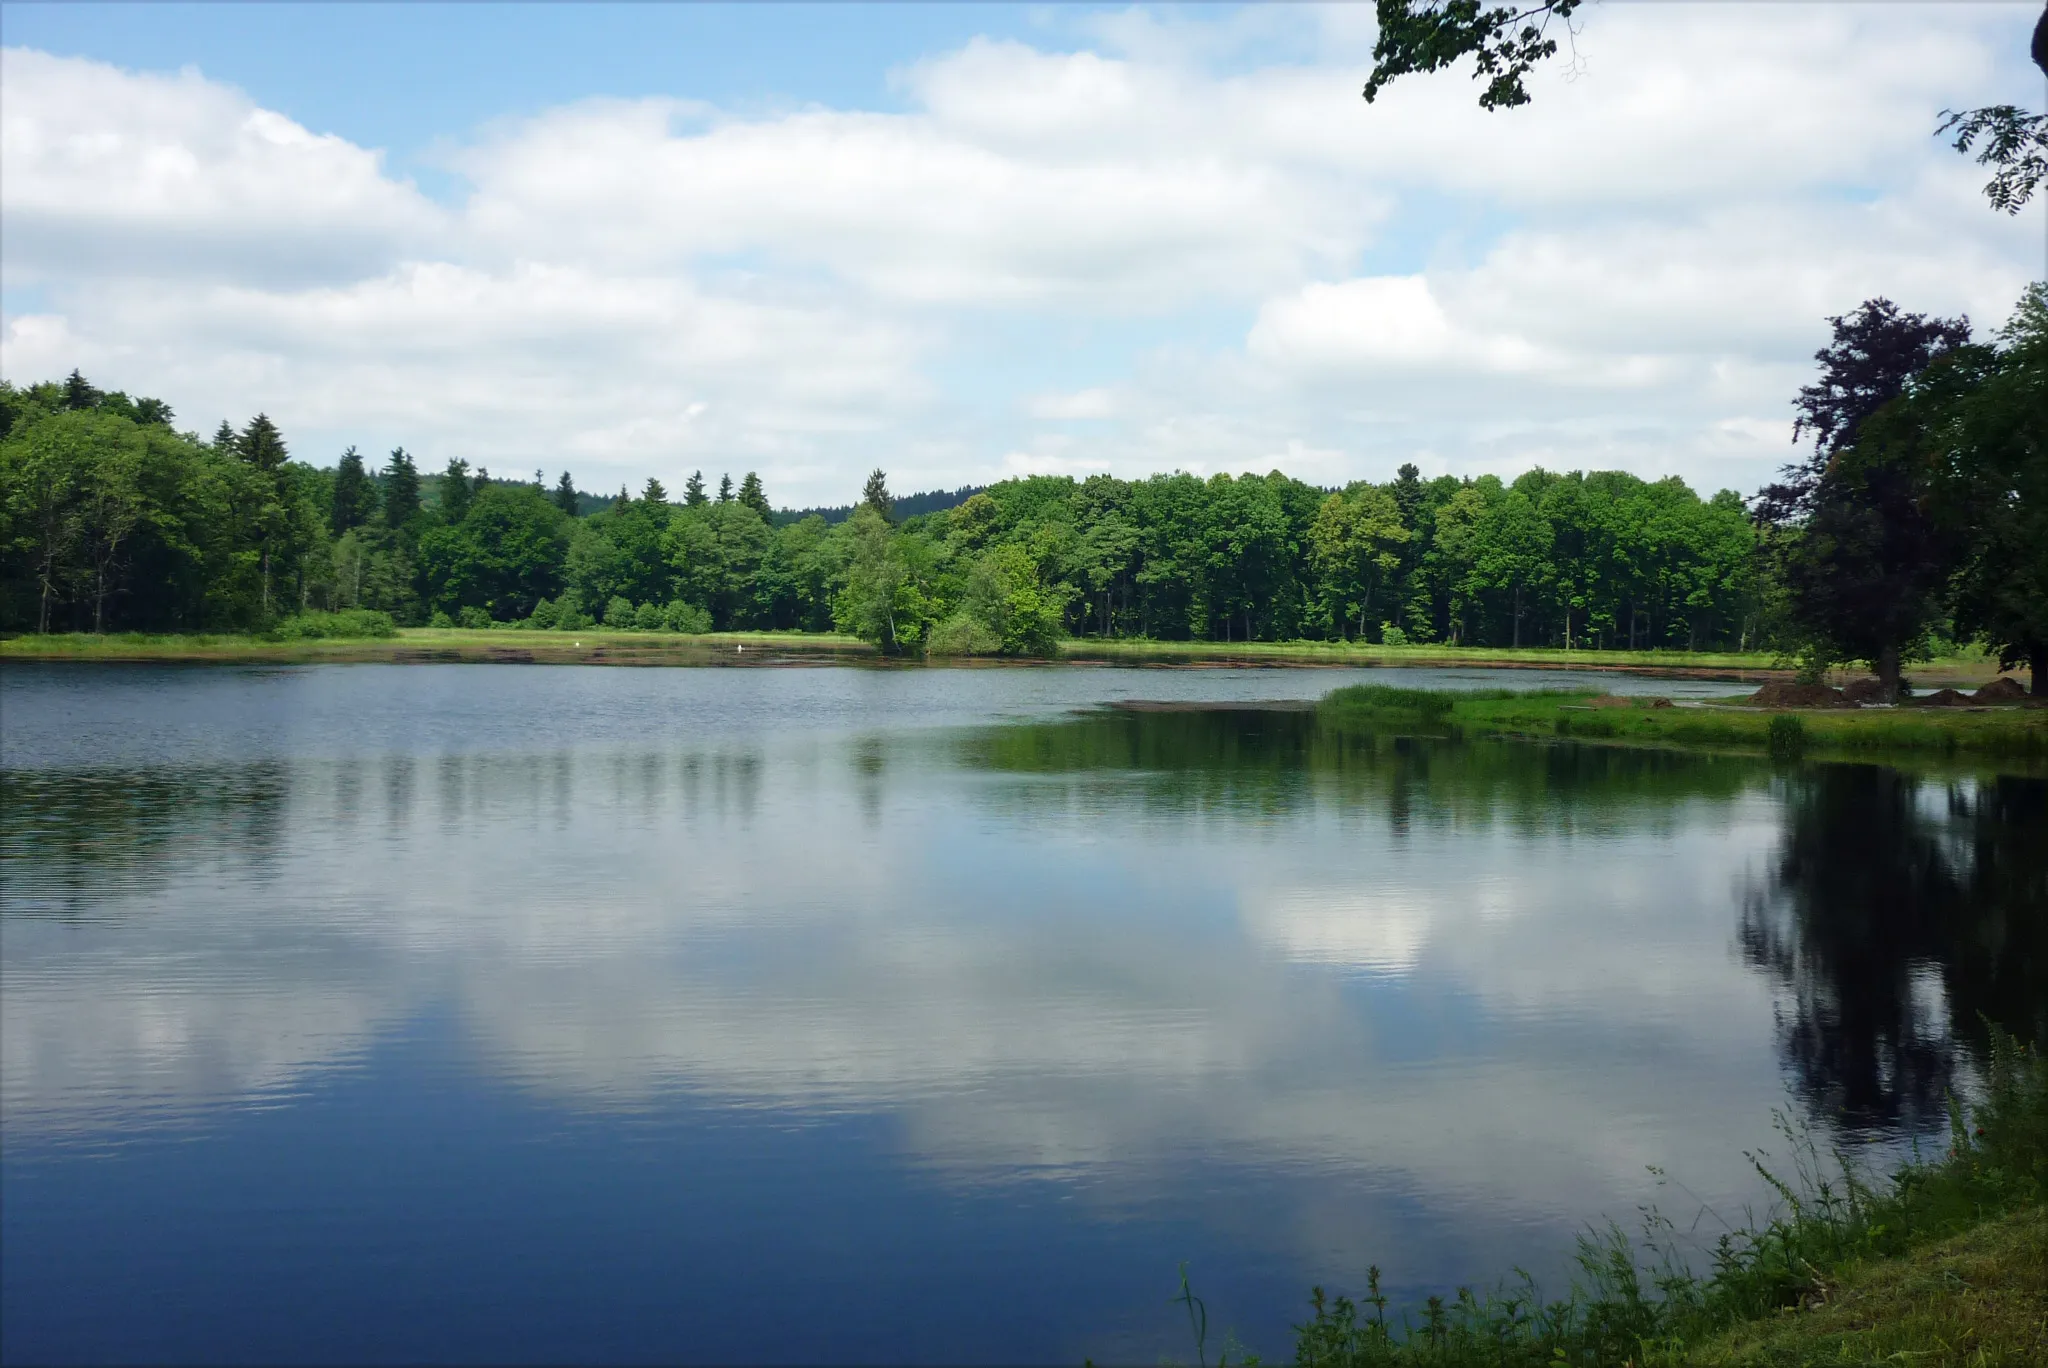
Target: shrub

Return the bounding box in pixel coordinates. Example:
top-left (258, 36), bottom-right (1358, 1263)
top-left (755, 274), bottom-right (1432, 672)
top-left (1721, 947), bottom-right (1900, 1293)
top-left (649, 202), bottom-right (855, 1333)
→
top-left (928, 612), bottom-right (1003, 656)
top-left (457, 605), bottom-right (491, 629)
top-left (528, 597), bottom-right (560, 630)
top-left (1380, 623), bottom-right (1408, 647)
top-left (633, 601), bottom-right (664, 631)
top-left (1767, 713), bottom-right (1808, 759)
top-left (428, 609), bottom-right (455, 629)
top-left (603, 595), bottom-right (634, 627)
top-left (662, 600), bottom-right (712, 634)
top-left (274, 609), bottom-right (400, 640)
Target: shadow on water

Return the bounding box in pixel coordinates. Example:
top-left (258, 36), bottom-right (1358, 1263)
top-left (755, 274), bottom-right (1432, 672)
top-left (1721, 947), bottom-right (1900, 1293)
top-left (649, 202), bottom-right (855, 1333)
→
top-left (1741, 763), bottom-right (2048, 1132)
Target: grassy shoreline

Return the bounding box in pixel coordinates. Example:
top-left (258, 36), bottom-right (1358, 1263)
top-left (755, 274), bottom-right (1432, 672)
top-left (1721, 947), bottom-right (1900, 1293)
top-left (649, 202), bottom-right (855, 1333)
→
top-left (1319, 683), bottom-right (2048, 764)
top-left (0, 628), bottom-right (2016, 688)
top-left (1184, 1035), bottom-right (2047, 1367)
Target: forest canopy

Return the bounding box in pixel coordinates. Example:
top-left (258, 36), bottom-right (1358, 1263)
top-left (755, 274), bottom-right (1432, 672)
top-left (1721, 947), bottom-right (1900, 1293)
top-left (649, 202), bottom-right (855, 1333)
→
top-left (3, 282), bottom-right (2041, 684)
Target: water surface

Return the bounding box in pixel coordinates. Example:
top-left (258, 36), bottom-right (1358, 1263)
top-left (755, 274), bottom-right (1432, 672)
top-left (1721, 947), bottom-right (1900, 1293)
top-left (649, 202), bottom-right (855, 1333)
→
top-left (3, 663), bottom-right (2040, 1364)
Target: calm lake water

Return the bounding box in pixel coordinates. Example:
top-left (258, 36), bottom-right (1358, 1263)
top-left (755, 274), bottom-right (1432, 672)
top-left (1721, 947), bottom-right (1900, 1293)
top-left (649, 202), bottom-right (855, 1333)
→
top-left (3, 662), bottom-right (2042, 1365)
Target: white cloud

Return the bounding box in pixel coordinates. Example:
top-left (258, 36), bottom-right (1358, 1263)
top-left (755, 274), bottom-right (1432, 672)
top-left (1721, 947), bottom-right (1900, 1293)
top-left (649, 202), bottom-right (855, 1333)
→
top-left (1, 5), bottom-right (2041, 504)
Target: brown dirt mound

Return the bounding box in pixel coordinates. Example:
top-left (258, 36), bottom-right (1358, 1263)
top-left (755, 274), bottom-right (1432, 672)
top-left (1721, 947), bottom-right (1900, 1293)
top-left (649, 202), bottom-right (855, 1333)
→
top-left (1841, 677), bottom-right (1894, 704)
top-left (1914, 688), bottom-right (1970, 707)
top-left (1974, 676), bottom-right (2028, 703)
top-left (1750, 681), bottom-right (1851, 708)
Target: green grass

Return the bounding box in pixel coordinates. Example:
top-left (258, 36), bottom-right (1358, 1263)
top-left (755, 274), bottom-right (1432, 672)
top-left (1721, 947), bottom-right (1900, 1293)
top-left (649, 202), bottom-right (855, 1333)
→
top-left (1319, 685), bottom-right (2048, 762)
top-left (1165, 1032), bottom-right (2048, 1367)
top-left (1061, 638), bottom-right (2009, 687)
top-left (0, 626), bottom-right (872, 664)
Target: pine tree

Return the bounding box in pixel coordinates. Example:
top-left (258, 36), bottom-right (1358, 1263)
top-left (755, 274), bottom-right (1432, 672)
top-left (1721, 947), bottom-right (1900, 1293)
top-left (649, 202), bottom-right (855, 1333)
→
top-left (383, 448), bottom-right (421, 528)
top-left (134, 396), bottom-right (175, 427)
top-left (738, 471), bottom-right (770, 519)
top-left (614, 485), bottom-right (630, 513)
top-left (717, 473), bottom-right (734, 503)
top-left (62, 369), bottom-right (101, 411)
top-left (332, 446), bottom-right (377, 536)
top-left (684, 470), bottom-right (708, 507)
top-left (212, 420), bottom-right (239, 455)
top-left (554, 472), bottom-right (580, 517)
top-left (862, 468), bottom-right (893, 520)
top-left (441, 458), bottom-right (474, 523)
top-left (642, 477), bottom-right (669, 506)
top-left (239, 414), bottom-right (289, 471)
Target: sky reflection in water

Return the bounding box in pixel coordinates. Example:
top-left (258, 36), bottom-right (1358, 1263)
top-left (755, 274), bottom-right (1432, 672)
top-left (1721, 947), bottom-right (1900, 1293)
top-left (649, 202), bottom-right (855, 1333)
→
top-left (2, 663), bottom-right (2039, 1365)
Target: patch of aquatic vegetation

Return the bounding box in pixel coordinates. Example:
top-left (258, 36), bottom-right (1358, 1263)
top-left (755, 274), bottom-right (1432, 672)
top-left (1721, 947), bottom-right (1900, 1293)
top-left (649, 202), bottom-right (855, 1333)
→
top-left (1319, 685), bottom-right (2048, 764)
top-left (1145, 1030), bottom-right (2047, 1368)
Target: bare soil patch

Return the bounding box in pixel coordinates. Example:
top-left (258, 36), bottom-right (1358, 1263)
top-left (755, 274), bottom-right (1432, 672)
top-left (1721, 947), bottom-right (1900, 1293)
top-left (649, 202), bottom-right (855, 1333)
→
top-left (1749, 681), bottom-right (1853, 708)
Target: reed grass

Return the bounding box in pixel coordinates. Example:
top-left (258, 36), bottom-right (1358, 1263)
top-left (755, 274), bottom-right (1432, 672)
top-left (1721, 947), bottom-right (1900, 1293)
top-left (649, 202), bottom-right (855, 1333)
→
top-left (1166, 1031), bottom-right (2047, 1366)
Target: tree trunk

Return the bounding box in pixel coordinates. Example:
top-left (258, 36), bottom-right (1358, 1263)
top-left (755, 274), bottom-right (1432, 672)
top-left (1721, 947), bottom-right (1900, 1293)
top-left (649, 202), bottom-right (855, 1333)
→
top-left (1876, 642), bottom-right (1903, 703)
top-left (2030, 641), bottom-right (2044, 696)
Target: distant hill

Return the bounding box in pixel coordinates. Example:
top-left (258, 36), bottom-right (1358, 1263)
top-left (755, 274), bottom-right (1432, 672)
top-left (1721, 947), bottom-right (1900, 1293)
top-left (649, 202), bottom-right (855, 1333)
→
top-left (772, 484), bottom-right (988, 527)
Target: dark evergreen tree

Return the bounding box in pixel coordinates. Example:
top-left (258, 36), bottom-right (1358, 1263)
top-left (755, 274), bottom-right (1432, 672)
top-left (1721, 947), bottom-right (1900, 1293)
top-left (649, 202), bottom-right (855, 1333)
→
top-left (642, 477), bottom-right (669, 506)
top-left (331, 445), bottom-right (377, 536)
top-left (62, 369), bottom-right (101, 411)
top-left (383, 448), bottom-right (421, 528)
top-left (738, 471), bottom-right (770, 519)
top-left (717, 473), bottom-right (734, 503)
top-left (133, 396), bottom-right (175, 427)
top-left (441, 458), bottom-right (474, 524)
top-left (211, 420), bottom-right (239, 455)
top-left (554, 471), bottom-right (580, 517)
top-left (613, 485), bottom-right (631, 513)
top-left (862, 468), bottom-right (893, 520)
top-left (684, 470), bottom-right (708, 507)
top-left (239, 414), bottom-right (288, 471)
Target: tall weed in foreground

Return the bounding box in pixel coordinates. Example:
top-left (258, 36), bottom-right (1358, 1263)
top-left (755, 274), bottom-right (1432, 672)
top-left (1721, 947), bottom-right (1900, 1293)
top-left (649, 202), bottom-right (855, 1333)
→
top-left (1166, 1028), bottom-right (2046, 1367)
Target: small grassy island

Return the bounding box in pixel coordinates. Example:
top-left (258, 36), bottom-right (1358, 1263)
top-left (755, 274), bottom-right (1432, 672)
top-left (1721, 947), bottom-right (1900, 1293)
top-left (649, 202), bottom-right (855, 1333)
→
top-left (1319, 682), bottom-right (2048, 766)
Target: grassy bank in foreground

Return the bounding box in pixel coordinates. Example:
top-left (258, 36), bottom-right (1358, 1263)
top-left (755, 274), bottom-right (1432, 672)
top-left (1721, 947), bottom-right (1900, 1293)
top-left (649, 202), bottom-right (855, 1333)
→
top-left (1319, 684), bottom-right (2048, 761)
top-left (1169, 1034), bottom-right (2045, 1367)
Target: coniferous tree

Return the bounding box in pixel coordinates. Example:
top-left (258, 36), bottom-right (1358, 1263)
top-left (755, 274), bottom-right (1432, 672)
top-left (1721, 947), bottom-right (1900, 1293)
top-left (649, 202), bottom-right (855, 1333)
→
top-left (383, 448), bottom-right (421, 528)
top-left (211, 420), bottom-right (239, 455)
top-left (717, 473), bottom-right (734, 503)
top-left (862, 468), bottom-right (893, 520)
top-left (239, 414), bottom-right (288, 471)
top-left (642, 477), bottom-right (668, 505)
top-left (614, 485), bottom-right (631, 513)
top-left (738, 471), bottom-right (770, 519)
top-left (554, 472), bottom-right (579, 517)
top-left (331, 446), bottom-right (376, 535)
top-left (441, 458), bottom-right (474, 524)
top-left (684, 470), bottom-right (708, 507)
top-left (62, 369), bottom-right (101, 411)
top-left (133, 396), bottom-right (174, 427)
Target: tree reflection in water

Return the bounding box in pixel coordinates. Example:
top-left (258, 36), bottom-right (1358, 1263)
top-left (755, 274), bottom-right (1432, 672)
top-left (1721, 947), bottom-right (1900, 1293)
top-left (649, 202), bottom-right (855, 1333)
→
top-left (1741, 765), bottom-right (2047, 1134)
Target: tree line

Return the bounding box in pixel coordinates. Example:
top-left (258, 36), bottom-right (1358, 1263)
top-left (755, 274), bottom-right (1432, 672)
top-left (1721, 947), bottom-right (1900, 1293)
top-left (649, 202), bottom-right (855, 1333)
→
top-left (1, 282), bottom-right (2040, 687)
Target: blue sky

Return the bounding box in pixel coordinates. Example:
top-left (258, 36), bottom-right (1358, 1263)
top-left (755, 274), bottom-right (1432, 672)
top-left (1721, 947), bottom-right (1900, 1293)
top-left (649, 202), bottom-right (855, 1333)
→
top-left (2, 3), bottom-right (2040, 505)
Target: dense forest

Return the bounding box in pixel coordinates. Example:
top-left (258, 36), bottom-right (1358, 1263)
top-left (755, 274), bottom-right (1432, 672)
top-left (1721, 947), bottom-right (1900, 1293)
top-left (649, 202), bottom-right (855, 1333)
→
top-left (2, 285), bottom-right (2041, 687)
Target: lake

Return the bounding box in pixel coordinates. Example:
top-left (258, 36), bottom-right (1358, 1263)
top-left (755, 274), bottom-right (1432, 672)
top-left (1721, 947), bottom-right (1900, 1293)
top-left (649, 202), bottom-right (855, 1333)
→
top-left (2, 662), bottom-right (2041, 1364)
